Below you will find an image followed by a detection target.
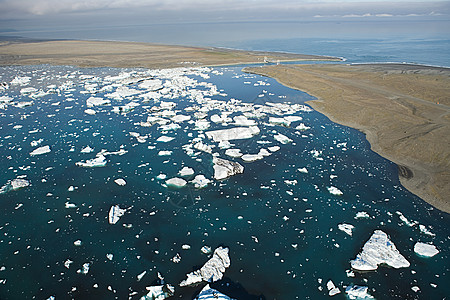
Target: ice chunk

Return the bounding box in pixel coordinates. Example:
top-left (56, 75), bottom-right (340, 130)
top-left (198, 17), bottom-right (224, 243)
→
top-left (206, 126), bottom-right (260, 142)
top-left (182, 244), bottom-right (191, 250)
top-left (86, 97), bottom-right (110, 107)
top-left (11, 76), bottom-right (31, 85)
top-left (201, 246), bottom-right (212, 254)
top-left (234, 115), bottom-right (256, 126)
top-left (108, 205), bottom-right (127, 224)
top-left (191, 175), bottom-right (211, 189)
top-left (171, 253), bottom-right (182, 263)
top-left (179, 167), bottom-right (194, 177)
top-left (213, 157), bottom-right (244, 180)
top-left (73, 240), bottom-right (82, 246)
top-left (165, 177), bottom-right (187, 188)
top-left (296, 123), bottom-right (311, 130)
top-left (194, 141), bottom-right (213, 153)
top-left (241, 154), bottom-right (263, 162)
top-left (298, 167), bottom-right (308, 174)
top-left (273, 133), bottom-right (292, 144)
top-left (327, 186), bottom-right (343, 196)
top-left (350, 230), bottom-right (410, 271)
top-left (137, 270), bottom-right (147, 281)
top-left (76, 155), bottom-right (107, 167)
top-left (180, 246), bottom-right (230, 287)
top-left (0, 178), bottom-right (30, 194)
top-left (30, 145), bottom-right (51, 156)
top-left (30, 139), bottom-right (43, 147)
top-left (157, 136), bottom-right (175, 143)
top-left (77, 263), bottom-right (90, 275)
top-left (64, 259), bottom-right (73, 269)
top-left (65, 202), bottom-right (77, 208)
top-left (194, 284), bottom-right (232, 300)
top-left (338, 224), bottom-right (355, 236)
top-left (355, 211), bottom-right (370, 219)
top-left (268, 146), bottom-right (280, 152)
top-left (225, 148), bottom-right (243, 158)
top-left (106, 254), bottom-right (114, 261)
top-left (140, 284), bottom-right (174, 300)
top-left (84, 109), bottom-right (96, 115)
top-left (81, 146), bottom-right (94, 153)
top-left (345, 285), bottom-right (374, 299)
top-left (414, 242), bottom-right (439, 257)
top-left (327, 280), bottom-right (341, 296)
top-left (114, 178), bottom-right (127, 186)
top-left (158, 150), bottom-right (173, 156)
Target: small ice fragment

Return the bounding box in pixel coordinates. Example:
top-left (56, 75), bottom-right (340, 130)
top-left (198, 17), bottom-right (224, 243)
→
top-left (158, 150), bottom-right (172, 156)
top-left (194, 284), bottom-right (232, 300)
top-left (137, 270), bottom-right (146, 281)
top-left (64, 259), bottom-right (73, 269)
top-left (327, 280), bottom-right (341, 296)
top-left (76, 155), bottom-right (107, 167)
top-left (65, 202), bottom-right (77, 208)
top-left (298, 167), bottom-right (308, 174)
top-left (201, 245), bottom-right (212, 254)
top-left (350, 230), bottom-right (410, 271)
top-left (80, 146), bottom-right (94, 153)
top-left (30, 139), bottom-right (43, 147)
top-left (268, 146), bottom-right (280, 152)
top-left (68, 186), bottom-right (75, 192)
top-left (338, 224), bottom-right (355, 236)
top-left (114, 178), bottom-right (127, 186)
top-left (411, 286), bottom-right (420, 292)
top-left (84, 109), bottom-right (96, 115)
top-left (171, 253), bottom-right (182, 263)
top-left (156, 174), bottom-right (167, 180)
top-left (327, 186), bottom-right (343, 196)
top-left (165, 177), bottom-right (187, 188)
top-left (141, 284), bottom-right (174, 300)
top-left (77, 263), bottom-right (90, 275)
top-left (182, 244), bottom-right (191, 250)
top-left (30, 145), bottom-right (51, 156)
top-left (225, 148), bottom-right (243, 158)
top-left (156, 136), bottom-right (174, 143)
top-left (419, 224), bottom-right (435, 236)
top-left (414, 242), bottom-right (439, 257)
top-left (241, 154), bottom-right (263, 162)
top-left (179, 167), bottom-right (194, 177)
top-left (108, 205), bottom-right (127, 224)
top-left (355, 211), bottom-right (370, 219)
top-left (106, 254), bottom-right (114, 261)
top-left (73, 240), bottom-right (82, 246)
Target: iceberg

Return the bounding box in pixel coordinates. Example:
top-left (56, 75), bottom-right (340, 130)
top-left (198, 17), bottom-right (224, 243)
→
top-left (80, 146), bottom-right (94, 153)
top-left (0, 178), bottom-right (30, 194)
top-left (213, 157), bottom-right (244, 180)
top-left (140, 284), bottom-right (174, 300)
top-left (414, 242), bottom-right (439, 257)
top-left (206, 126), bottom-right (260, 142)
top-left (84, 109), bottom-right (96, 115)
top-left (327, 186), bottom-right (343, 196)
top-left (345, 285), bottom-right (374, 299)
top-left (86, 97), bottom-right (110, 107)
top-left (350, 230), bottom-right (410, 271)
top-left (77, 263), bottom-right (90, 275)
top-left (273, 133), bottom-right (292, 144)
top-left (76, 155), bottom-right (107, 167)
top-left (338, 223), bottom-right (355, 236)
top-left (165, 177), bottom-right (187, 188)
top-left (225, 148), bottom-right (243, 158)
top-left (191, 175), bottom-right (211, 189)
top-left (157, 136), bottom-right (175, 143)
top-left (30, 145), bottom-right (51, 156)
top-left (180, 246), bottom-right (230, 287)
top-left (179, 167), bottom-right (195, 177)
top-left (326, 280), bottom-right (341, 296)
top-left (114, 178), bottom-right (127, 186)
top-left (194, 284), bottom-right (233, 300)
top-left (241, 154), bottom-right (263, 162)
top-left (108, 205), bottom-right (127, 224)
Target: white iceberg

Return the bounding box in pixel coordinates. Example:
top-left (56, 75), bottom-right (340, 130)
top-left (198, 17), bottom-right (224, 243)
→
top-left (206, 126), bottom-right (260, 142)
top-left (157, 136), bottom-right (175, 143)
top-left (86, 97), bottom-right (110, 107)
top-left (338, 223), bottom-right (355, 236)
top-left (81, 146), bottom-right (94, 153)
top-left (350, 230), bottom-right (410, 271)
top-left (84, 109), bottom-right (96, 115)
top-left (414, 242), bottom-right (439, 257)
top-left (140, 284), bottom-right (174, 300)
top-left (327, 186), bottom-right (343, 196)
top-left (273, 133), bottom-right (292, 144)
top-left (0, 178), bottom-right (30, 194)
top-left (194, 284), bottom-right (232, 300)
top-left (191, 175), bottom-right (211, 189)
top-left (225, 148), bottom-right (243, 158)
top-left (77, 263), bottom-right (90, 275)
top-left (179, 167), bottom-right (195, 177)
top-left (213, 157), bottom-right (244, 180)
top-left (241, 154), bottom-right (263, 162)
top-left (298, 167), bottom-right (308, 174)
top-left (76, 155), bottom-right (107, 167)
top-left (326, 280), bottom-right (341, 297)
top-left (114, 178), bottom-right (127, 186)
top-left (180, 246), bottom-right (230, 287)
top-left (108, 205), bottom-right (127, 224)
top-left (165, 177), bottom-right (187, 188)
top-left (30, 145), bottom-right (51, 156)
top-left (345, 285), bottom-right (374, 299)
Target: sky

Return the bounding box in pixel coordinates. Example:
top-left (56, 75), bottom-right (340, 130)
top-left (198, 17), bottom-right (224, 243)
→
top-left (1, 0), bottom-right (449, 43)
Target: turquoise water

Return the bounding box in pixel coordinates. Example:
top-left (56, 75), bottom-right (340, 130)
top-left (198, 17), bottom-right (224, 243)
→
top-left (0, 65), bottom-right (449, 300)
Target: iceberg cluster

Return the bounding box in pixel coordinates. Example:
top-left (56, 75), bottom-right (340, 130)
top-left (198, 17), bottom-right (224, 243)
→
top-left (351, 230), bottom-right (410, 271)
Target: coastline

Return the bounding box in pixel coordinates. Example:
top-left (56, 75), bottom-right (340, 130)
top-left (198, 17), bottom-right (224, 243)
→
top-left (244, 64), bottom-right (450, 213)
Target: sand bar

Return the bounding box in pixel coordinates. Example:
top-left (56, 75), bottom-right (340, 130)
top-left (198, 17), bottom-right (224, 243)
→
top-left (0, 39), bottom-right (339, 68)
top-left (244, 64), bottom-right (450, 213)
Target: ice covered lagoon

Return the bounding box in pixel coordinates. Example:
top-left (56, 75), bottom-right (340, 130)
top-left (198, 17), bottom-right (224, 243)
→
top-left (0, 64), bottom-right (449, 299)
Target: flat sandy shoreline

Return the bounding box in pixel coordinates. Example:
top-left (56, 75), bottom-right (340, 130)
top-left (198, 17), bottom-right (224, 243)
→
top-left (1, 39), bottom-right (448, 213)
top-left (245, 64), bottom-right (450, 213)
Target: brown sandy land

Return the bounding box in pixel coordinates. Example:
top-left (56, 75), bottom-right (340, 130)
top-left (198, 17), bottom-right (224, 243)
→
top-left (244, 64), bottom-right (450, 213)
top-left (0, 39), bottom-right (339, 68)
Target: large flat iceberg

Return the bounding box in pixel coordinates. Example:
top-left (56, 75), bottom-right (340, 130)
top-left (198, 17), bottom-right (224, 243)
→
top-left (350, 230), bottom-right (410, 271)
top-left (206, 126), bottom-right (260, 142)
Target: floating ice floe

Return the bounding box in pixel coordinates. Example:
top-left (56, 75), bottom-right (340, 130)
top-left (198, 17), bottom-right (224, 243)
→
top-left (206, 126), bottom-right (260, 142)
top-left (414, 242), bottom-right (439, 257)
top-left (180, 246), bottom-right (230, 287)
top-left (326, 280), bottom-right (341, 296)
top-left (194, 141), bottom-right (213, 153)
top-left (158, 150), bottom-right (173, 156)
top-left (140, 284), bottom-right (174, 300)
top-left (11, 76), bottom-right (31, 85)
top-left (273, 133), bottom-right (292, 144)
top-left (86, 97), bottom-right (110, 107)
top-left (327, 186), bottom-right (343, 196)
top-left (108, 205), bottom-right (128, 224)
top-left (114, 178), bottom-right (127, 186)
top-left (338, 224), bottom-right (355, 236)
top-left (76, 155), bottom-right (107, 167)
top-left (225, 148), bottom-right (242, 158)
top-left (241, 153), bottom-right (263, 162)
top-left (81, 146), bottom-right (94, 153)
top-left (30, 145), bottom-right (51, 156)
top-left (298, 167), bottom-right (308, 174)
top-left (350, 230), bottom-right (410, 271)
top-left (0, 178), bottom-right (30, 194)
top-left (355, 212), bottom-right (370, 219)
top-left (157, 136), bottom-right (175, 143)
top-left (84, 109), bottom-right (96, 115)
top-left (165, 177), bottom-right (187, 188)
top-left (77, 263), bottom-right (90, 275)
top-left (194, 284), bottom-right (233, 300)
top-left (213, 157), bottom-right (244, 180)
top-left (179, 167), bottom-right (194, 177)
top-left (345, 285), bottom-right (374, 299)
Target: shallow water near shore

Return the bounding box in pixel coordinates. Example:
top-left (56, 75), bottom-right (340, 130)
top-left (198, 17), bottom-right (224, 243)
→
top-left (0, 64), bottom-right (449, 299)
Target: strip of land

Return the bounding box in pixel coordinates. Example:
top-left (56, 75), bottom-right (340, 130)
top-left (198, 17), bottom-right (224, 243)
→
top-left (0, 39), bottom-right (338, 68)
top-left (245, 64), bottom-right (450, 213)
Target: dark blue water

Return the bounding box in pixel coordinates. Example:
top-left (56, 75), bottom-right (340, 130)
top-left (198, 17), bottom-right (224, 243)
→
top-left (0, 65), bottom-right (448, 300)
